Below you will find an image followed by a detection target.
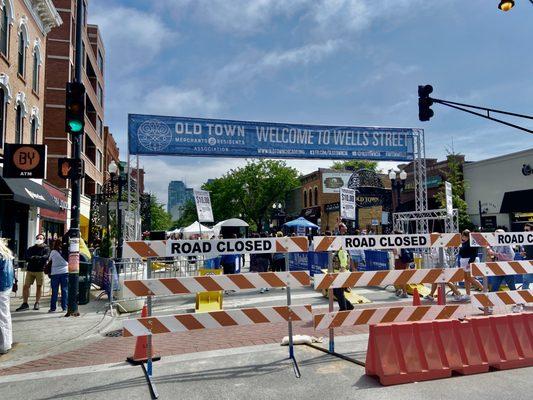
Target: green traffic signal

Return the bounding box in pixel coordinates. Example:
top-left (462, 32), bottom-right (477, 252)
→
top-left (68, 120), bottom-right (83, 133)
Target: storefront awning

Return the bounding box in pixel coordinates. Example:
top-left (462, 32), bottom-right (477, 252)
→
top-left (500, 189), bottom-right (533, 213)
top-left (0, 169), bottom-right (61, 211)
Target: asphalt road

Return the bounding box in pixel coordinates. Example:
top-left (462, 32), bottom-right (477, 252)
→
top-left (2, 335), bottom-right (531, 400)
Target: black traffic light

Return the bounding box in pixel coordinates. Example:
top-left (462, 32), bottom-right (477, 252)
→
top-left (418, 84), bottom-right (434, 122)
top-left (58, 158), bottom-right (84, 180)
top-left (65, 82), bottom-right (85, 133)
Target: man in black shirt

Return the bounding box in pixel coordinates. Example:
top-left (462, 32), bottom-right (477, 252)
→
top-left (16, 234), bottom-right (50, 311)
top-left (521, 223), bottom-right (533, 290)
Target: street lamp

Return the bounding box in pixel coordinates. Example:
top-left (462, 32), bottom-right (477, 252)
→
top-left (272, 202), bottom-right (285, 228)
top-left (108, 160), bottom-right (125, 259)
top-left (389, 169), bottom-right (407, 212)
top-left (498, 0), bottom-right (514, 11)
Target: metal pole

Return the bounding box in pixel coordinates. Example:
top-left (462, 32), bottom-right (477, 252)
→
top-left (146, 258), bottom-right (153, 376)
top-left (135, 155), bottom-right (140, 239)
top-left (117, 175), bottom-right (123, 259)
top-left (327, 252), bottom-right (334, 353)
top-left (438, 247), bottom-right (446, 305)
top-left (66, 0), bottom-right (84, 317)
top-left (284, 254), bottom-right (294, 358)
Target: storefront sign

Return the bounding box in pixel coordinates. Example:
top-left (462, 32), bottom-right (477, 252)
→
top-left (128, 114), bottom-right (416, 161)
top-left (193, 189), bottom-right (214, 223)
top-left (322, 172), bottom-right (352, 193)
top-left (522, 164), bottom-right (532, 176)
top-left (2, 144), bottom-right (47, 179)
top-left (340, 187), bottom-right (356, 220)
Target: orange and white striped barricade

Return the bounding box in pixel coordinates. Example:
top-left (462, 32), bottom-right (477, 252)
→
top-left (471, 261), bottom-right (533, 278)
top-left (313, 233), bottom-right (461, 252)
top-left (123, 305), bottom-right (313, 337)
top-left (314, 268), bottom-right (465, 290)
top-left (313, 305), bottom-right (469, 330)
top-left (123, 271), bottom-right (312, 298)
top-left (470, 231), bottom-right (533, 248)
top-left (471, 290), bottom-right (533, 309)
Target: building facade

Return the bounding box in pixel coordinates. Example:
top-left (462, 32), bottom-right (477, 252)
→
top-left (43, 0), bottom-right (105, 239)
top-left (168, 180), bottom-right (193, 221)
top-left (464, 148), bottom-right (533, 231)
top-left (0, 0), bottom-right (61, 258)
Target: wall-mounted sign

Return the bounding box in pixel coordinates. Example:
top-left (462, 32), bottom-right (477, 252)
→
top-left (2, 144), bottom-right (47, 179)
top-left (522, 164), bottom-right (532, 176)
top-left (322, 172), bottom-right (352, 193)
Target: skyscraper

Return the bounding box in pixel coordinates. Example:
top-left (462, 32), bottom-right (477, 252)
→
top-left (168, 181), bottom-right (193, 221)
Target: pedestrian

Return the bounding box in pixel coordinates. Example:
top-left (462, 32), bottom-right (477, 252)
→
top-left (458, 229), bottom-right (484, 300)
top-left (0, 238), bottom-right (14, 354)
top-left (48, 239), bottom-right (69, 313)
top-left (392, 230), bottom-right (411, 298)
top-left (330, 224), bottom-right (354, 311)
top-left (425, 232), bottom-right (462, 302)
top-left (519, 223), bottom-right (533, 290)
top-left (251, 233), bottom-right (272, 293)
top-left (271, 231), bottom-right (286, 272)
top-left (16, 234), bottom-right (50, 311)
top-left (488, 228), bottom-right (516, 292)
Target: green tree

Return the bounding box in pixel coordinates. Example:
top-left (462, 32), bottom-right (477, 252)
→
top-left (331, 159), bottom-right (380, 172)
top-left (203, 160), bottom-right (300, 230)
top-left (173, 200), bottom-right (198, 228)
top-left (434, 153), bottom-right (474, 231)
top-left (149, 194), bottom-right (173, 231)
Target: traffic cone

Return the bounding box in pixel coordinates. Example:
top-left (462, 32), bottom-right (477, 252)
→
top-left (126, 305), bottom-right (161, 365)
top-left (412, 287), bottom-right (421, 306)
top-left (437, 285), bottom-right (445, 306)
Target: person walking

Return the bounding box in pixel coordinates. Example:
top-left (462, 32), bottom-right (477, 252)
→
top-left (331, 224), bottom-right (355, 311)
top-left (271, 232), bottom-right (286, 272)
top-left (520, 223), bottom-right (533, 290)
top-left (16, 234), bottom-right (50, 311)
top-left (48, 239), bottom-right (69, 313)
top-left (458, 229), bottom-right (484, 301)
top-left (488, 228), bottom-right (516, 292)
top-left (392, 230), bottom-right (411, 298)
top-left (0, 238), bottom-right (14, 354)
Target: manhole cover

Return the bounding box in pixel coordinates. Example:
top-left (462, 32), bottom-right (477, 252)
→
top-left (104, 329), bottom-right (122, 337)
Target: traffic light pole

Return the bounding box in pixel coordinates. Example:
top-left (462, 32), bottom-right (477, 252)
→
top-left (66, 0), bottom-right (84, 317)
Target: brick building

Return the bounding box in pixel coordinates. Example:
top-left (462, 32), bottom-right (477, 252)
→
top-left (103, 125), bottom-right (118, 182)
top-left (43, 0), bottom-right (105, 239)
top-left (0, 0), bottom-right (61, 257)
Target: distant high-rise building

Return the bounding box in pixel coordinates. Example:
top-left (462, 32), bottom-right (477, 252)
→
top-left (168, 181), bottom-right (194, 221)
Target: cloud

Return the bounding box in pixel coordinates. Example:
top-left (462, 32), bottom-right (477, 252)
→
top-left (143, 87), bottom-right (221, 117)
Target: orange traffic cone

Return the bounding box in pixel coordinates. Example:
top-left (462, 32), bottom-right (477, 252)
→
top-left (437, 285), bottom-right (445, 306)
top-left (126, 305), bottom-right (161, 365)
top-left (412, 287), bottom-right (421, 306)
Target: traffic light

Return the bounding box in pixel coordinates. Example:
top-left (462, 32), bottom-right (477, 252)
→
top-left (58, 158), bottom-right (84, 180)
top-left (65, 82), bottom-right (85, 133)
top-left (418, 84), bottom-right (434, 122)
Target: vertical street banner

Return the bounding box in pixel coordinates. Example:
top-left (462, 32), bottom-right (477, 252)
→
top-left (340, 187), bottom-right (356, 220)
top-left (128, 114), bottom-right (417, 161)
top-left (445, 181), bottom-right (453, 216)
top-left (193, 189), bottom-right (214, 223)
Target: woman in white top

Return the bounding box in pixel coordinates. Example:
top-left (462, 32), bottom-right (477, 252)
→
top-left (48, 239), bottom-right (69, 313)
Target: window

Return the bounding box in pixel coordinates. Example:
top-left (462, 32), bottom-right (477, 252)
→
top-left (97, 83), bottom-right (103, 105)
top-left (17, 31), bottom-right (25, 77)
top-left (30, 117), bottom-right (37, 144)
top-left (96, 116), bottom-right (102, 137)
top-left (0, 5), bottom-right (8, 56)
top-left (80, 39), bottom-right (85, 68)
top-left (303, 190), bottom-right (307, 208)
top-left (32, 50), bottom-right (39, 92)
top-left (0, 88), bottom-right (5, 148)
top-left (15, 104), bottom-right (23, 143)
top-left (314, 187), bottom-right (318, 206)
top-left (308, 189), bottom-right (313, 207)
top-left (97, 49), bottom-right (103, 72)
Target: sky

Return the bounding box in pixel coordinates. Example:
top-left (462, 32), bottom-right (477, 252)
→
top-left (88, 0), bottom-right (533, 206)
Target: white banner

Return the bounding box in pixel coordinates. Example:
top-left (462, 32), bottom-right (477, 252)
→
top-left (340, 187), bottom-right (356, 220)
top-left (445, 181), bottom-right (453, 216)
top-left (193, 189), bottom-right (214, 223)
top-left (322, 172), bottom-right (352, 193)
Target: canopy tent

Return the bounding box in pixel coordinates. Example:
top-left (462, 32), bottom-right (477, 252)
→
top-left (167, 228), bottom-right (181, 235)
top-left (181, 221), bottom-right (214, 239)
top-left (213, 218), bottom-right (249, 238)
top-left (283, 217), bottom-right (319, 229)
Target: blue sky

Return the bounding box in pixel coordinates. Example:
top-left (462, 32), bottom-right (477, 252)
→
top-left (89, 0), bottom-right (533, 205)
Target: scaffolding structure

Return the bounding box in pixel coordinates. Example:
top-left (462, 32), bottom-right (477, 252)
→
top-left (412, 129), bottom-right (429, 233)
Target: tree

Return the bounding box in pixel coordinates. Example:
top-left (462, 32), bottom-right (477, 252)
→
top-left (203, 160), bottom-right (300, 231)
top-left (331, 159), bottom-right (380, 172)
top-left (148, 194), bottom-right (173, 231)
top-left (173, 200), bottom-right (198, 228)
top-left (434, 152), bottom-right (474, 231)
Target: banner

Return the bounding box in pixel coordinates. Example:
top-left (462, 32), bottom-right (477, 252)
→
top-left (445, 181), bottom-right (453, 216)
top-left (340, 187), bottom-right (356, 220)
top-left (193, 189), bottom-right (214, 223)
top-left (128, 114), bottom-right (416, 161)
top-left (322, 172), bottom-right (352, 193)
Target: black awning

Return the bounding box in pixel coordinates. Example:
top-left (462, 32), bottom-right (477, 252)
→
top-left (500, 189), bottom-right (533, 213)
top-left (0, 168), bottom-right (61, 211)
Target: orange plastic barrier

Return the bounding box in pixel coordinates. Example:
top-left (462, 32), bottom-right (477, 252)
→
top-left (365, 313), bottom-right (533, 386)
